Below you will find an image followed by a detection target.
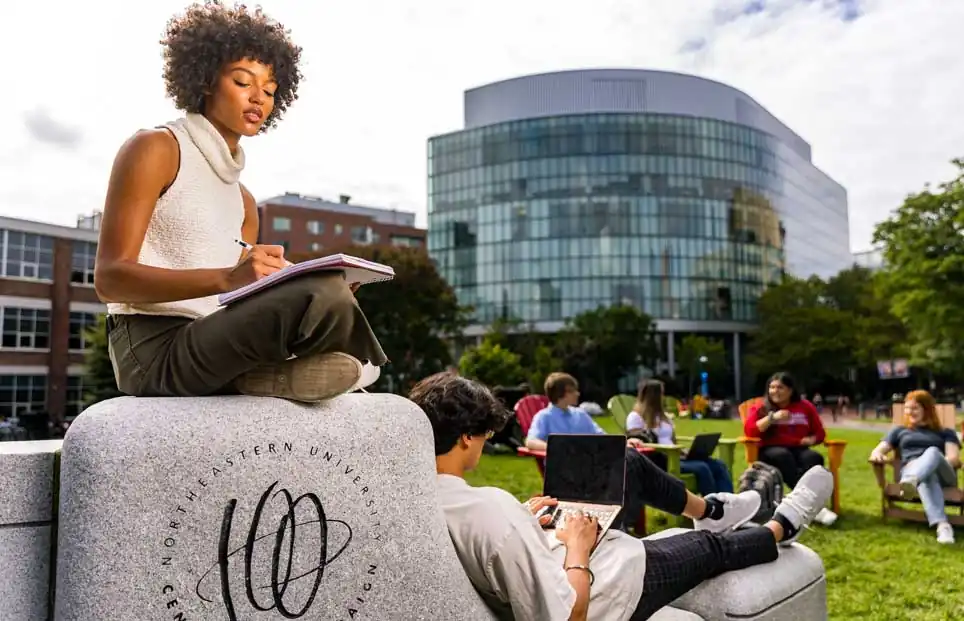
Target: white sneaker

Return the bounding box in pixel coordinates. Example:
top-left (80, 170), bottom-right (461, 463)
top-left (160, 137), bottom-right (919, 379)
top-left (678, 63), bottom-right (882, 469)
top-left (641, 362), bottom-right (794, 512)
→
top-left (936, 522), bottom-right (955, 545)
top-left (694, 491), bottom-right (762, 533)
top-left (899, 477), bottom-right (920, 501)
top-left (815, 507), bottom-right (838, 526)
top-left (351, 362), bottom-right (381, 392)
top-left (773, 466), bottom-right (834, 546)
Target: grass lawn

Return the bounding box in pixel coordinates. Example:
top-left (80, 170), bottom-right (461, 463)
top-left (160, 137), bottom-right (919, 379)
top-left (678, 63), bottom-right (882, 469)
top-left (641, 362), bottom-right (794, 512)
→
top-left (465, 417), bottom-right (964, 620)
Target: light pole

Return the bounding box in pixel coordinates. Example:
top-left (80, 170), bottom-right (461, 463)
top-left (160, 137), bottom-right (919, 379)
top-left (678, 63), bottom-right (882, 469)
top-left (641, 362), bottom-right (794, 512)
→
top-left (699, 355), bottom-right (709, 397)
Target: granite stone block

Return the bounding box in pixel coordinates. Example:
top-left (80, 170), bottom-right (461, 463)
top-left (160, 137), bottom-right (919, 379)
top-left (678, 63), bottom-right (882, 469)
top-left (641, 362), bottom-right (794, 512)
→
top-left (0, 440), bottom-right (62, 524)
top-left (55, 394), bottom-right (498, 621)
top-left (0, 524), bottom-right (52, 621)
top-left (646, 527), bottom-right (828, 620)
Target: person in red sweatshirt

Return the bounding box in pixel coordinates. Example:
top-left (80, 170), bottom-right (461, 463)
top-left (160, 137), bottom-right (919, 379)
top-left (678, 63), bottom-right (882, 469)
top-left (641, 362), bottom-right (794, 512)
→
top-left (744, 371), bottom-right (827, 488)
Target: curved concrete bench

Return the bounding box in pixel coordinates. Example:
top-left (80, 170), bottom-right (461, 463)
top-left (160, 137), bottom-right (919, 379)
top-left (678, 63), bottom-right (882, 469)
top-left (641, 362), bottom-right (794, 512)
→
top-left (647, 528), bottom-right (828, 620)
top-left (54, 394), bottom-right (497, 620)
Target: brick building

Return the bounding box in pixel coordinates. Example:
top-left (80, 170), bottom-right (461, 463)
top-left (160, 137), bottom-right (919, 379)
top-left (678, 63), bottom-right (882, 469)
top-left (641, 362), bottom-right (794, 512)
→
top-left (256, 193), bottom-right (425, 255)
top-left (0, 216), bottom-right (104, 423)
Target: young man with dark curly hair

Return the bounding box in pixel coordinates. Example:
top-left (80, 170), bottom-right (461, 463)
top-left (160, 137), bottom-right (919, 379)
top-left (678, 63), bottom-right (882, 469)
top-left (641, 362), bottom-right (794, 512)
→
top-left (94, 1), bottom-right (386, 401)
top-left (410, 372), bottom-right (834, 620)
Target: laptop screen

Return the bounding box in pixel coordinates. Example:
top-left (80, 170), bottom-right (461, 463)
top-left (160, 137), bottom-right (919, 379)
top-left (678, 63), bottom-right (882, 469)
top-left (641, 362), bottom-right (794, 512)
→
top-left (543, 434), bottom-right (626, 505)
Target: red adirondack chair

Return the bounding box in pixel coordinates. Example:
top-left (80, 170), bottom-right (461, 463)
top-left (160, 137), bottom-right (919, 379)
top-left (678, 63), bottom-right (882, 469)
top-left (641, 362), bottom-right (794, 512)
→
top-left (514, 394), bottom-right (649, 535)
top-left (514, 395), bottom-right (550, 477)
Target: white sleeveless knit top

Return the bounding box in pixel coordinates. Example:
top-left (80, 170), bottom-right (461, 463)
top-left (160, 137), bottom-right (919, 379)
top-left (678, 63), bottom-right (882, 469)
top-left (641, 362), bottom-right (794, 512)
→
top-left (107, 113), bottom-right (246, 319)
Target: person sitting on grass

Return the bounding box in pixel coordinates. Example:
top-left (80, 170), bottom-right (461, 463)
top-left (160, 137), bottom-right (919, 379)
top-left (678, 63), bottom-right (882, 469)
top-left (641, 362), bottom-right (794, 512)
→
top-left (627, 379), bottom-right (734, 496)
top-left (526, 373), bottom-right (756, 532)
top-left (869, 390), bottom-right (961, 545)
top-left (411, 372), bottom-right (834, 621)
top-left (93, 2), bottom-right (386, 402)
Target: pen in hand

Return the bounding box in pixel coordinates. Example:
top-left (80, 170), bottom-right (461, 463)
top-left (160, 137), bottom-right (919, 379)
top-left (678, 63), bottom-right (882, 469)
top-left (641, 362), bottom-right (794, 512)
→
top-left (233, 238), bottom-right (293, 267)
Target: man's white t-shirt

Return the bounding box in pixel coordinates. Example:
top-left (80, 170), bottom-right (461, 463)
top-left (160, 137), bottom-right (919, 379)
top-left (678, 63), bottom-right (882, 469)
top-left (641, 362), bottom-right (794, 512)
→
top-left (437, 474), bottom-right (647, 621)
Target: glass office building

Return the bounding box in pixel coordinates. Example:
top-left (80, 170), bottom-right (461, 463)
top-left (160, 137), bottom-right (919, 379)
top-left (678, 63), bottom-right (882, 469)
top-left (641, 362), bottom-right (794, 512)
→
top-left (427, 70), bottom-right (851, 397)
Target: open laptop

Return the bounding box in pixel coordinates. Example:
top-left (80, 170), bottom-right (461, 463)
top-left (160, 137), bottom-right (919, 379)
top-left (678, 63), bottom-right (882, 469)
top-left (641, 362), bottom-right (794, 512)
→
top-left (683, 432), bottom-right (722, 462)
top-left (540, 434), bottom-right (626, 543)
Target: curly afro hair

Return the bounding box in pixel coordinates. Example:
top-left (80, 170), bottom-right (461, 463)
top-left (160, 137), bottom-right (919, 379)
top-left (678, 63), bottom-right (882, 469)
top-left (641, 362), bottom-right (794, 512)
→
top-left (161, 1), bottom-right (303, 131)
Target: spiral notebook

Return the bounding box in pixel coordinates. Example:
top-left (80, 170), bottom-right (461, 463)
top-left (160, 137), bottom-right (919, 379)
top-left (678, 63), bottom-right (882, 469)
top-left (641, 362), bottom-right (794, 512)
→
top-left (218, 253), bottom-right (395, 306)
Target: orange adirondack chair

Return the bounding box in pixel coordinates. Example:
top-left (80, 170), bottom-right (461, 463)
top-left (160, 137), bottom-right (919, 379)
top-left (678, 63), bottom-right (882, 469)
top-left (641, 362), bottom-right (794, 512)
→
top-left (738, 398), bottom-right (847, 514)
top-left (871, 403), bottom-right (964, 526)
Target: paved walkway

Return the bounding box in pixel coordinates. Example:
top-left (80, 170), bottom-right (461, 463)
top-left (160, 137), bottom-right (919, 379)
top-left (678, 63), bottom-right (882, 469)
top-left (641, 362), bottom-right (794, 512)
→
top-left (822, 418), bottom-right (890, 433)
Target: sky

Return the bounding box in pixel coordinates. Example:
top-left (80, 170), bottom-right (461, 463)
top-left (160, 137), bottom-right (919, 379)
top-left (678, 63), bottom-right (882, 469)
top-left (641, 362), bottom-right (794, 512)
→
top-left (1, 0), bottom-right (961, 251)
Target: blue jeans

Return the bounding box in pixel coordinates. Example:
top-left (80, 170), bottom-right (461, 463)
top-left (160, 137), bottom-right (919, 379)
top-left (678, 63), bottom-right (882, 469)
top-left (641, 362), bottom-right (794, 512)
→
top-left (681, 458), bottom-right (734, 496)
top-left (900, 446), bottom-right (958, 526)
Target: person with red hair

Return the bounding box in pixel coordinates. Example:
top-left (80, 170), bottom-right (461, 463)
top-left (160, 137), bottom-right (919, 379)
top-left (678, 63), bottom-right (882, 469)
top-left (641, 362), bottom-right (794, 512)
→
top-left (870, 390), bottom-right (961, 544)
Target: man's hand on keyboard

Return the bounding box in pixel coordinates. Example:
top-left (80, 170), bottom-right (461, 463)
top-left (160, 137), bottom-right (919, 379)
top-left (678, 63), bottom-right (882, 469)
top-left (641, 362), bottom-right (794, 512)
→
top-left (556, 511), bottom-right (598, 554)
top-left (525, 496), bottom-right (558, 526)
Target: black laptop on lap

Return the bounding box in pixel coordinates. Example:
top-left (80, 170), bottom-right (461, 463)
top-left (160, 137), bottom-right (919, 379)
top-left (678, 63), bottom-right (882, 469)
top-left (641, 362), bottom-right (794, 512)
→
top-left (541, 434), bottom-right (626, 543)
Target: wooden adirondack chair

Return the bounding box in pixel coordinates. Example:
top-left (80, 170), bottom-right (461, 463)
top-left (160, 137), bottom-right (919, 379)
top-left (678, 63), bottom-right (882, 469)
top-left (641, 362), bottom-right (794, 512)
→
top-left (738, 397), bottom-right (847, 514)
top-left (871, 403), bottom-right (964, 526)
top-left (609, 394), bottom-right (635, 431)
top-left (611, 394), bottom-right (737, 475)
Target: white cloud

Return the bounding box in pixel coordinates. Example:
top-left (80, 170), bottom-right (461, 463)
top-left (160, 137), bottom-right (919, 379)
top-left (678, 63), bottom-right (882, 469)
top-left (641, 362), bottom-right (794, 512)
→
top-left (1, 0), bottom-right (960, 250)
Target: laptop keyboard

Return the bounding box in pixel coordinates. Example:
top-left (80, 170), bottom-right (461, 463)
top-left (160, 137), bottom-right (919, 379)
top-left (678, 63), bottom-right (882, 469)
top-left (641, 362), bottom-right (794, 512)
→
top-left (549, 505), bottom-right (616, 529)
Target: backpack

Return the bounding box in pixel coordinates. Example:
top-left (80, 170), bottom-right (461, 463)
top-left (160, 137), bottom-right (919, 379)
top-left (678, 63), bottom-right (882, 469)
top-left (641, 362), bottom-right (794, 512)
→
top-left (738, 462), bottom-right (784, 523)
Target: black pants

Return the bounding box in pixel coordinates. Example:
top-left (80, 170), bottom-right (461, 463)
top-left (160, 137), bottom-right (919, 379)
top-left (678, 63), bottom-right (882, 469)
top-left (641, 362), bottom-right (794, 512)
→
top-left (622, 449), bottom-right (687, 530)
top-left (630, 528), bottom-right (780, 619)
top-left (621, 450), bottom-right (780, 619)
top-left (759, 446), bottom-right (825, 488)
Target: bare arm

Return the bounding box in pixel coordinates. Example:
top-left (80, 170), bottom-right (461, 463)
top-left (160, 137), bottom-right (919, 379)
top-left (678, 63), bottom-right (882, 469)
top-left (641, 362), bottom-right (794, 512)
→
top-left (556, 515), bottom-right (597, 621)
top-left (239, 183), bottom-right (260, 254)
top-left (526, 437), bottom-right (548, 451)
top-left (946, 442), bottom-right (961, 469)
top-left (869, 441), bottom-right (893, 462)
top-left (94, 130), bottom-right (242, 303)
top-left (564, 546), bottom-right (591, 621)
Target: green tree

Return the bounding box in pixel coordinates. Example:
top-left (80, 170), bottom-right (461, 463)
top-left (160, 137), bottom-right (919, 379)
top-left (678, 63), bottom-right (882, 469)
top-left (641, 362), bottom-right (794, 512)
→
top-left (458, 339), bottom-right (525, 387)
top-left (292, 244), bottom-right (470, 394)
top-left (873, 159), bottom-right (964, 376)
top-left (478, 316), bottom-right (561, 391)
top-left (824, 265), bottom-right (907, 367)
top-left (675, 334), bottom-right (727, 396)
top-left (555, 304), bottom-right (659, 401)
top-left (747, 276), bottom-right (856, 388)
top-left (82, 314), bottom-right (123, 407)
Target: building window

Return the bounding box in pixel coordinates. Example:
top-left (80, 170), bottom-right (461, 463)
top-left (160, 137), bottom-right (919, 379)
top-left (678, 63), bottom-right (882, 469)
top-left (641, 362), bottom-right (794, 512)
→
top-left (68, 311), bottom-right (99, 351)
top-left (307, 220), bottom-right (324, 235)
top-left (272, 217), bottom-right (291, 231)
top-left (1, 230), bottom-right (54, 281)
top-left (0, 307), bottom-right (51, 350)
top-left (334, 224), bottom-right (343, 235)
top-left (310, 242), bottom-right (322, 252)
top-left (351, 226), bottom-right (369, 244)
top-left (66, 376), bottom-right (86, 418)
top-left (276, 240), bottom-right (290, 253)
top-left (71, 241), bottom-right (97, 285)
top-left (0, 375), bottom-right (47, 418)
top-left (391, 235), bottom-right (423, 248)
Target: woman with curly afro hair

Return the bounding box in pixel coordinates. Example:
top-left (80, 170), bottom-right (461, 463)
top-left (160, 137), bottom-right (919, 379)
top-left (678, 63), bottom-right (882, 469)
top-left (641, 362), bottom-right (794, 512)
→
top-left (94, 1), bottom-right (387, 402)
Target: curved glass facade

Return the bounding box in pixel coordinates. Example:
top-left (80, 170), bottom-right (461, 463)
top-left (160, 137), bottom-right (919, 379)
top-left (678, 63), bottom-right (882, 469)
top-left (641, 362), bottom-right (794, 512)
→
top-left (428, 113), bottom-right (833, 326)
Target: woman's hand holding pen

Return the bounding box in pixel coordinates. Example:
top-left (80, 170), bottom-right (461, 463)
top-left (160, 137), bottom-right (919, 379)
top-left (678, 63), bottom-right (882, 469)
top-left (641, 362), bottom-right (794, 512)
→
top-left (226, 244), bottom-right (287, 289)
